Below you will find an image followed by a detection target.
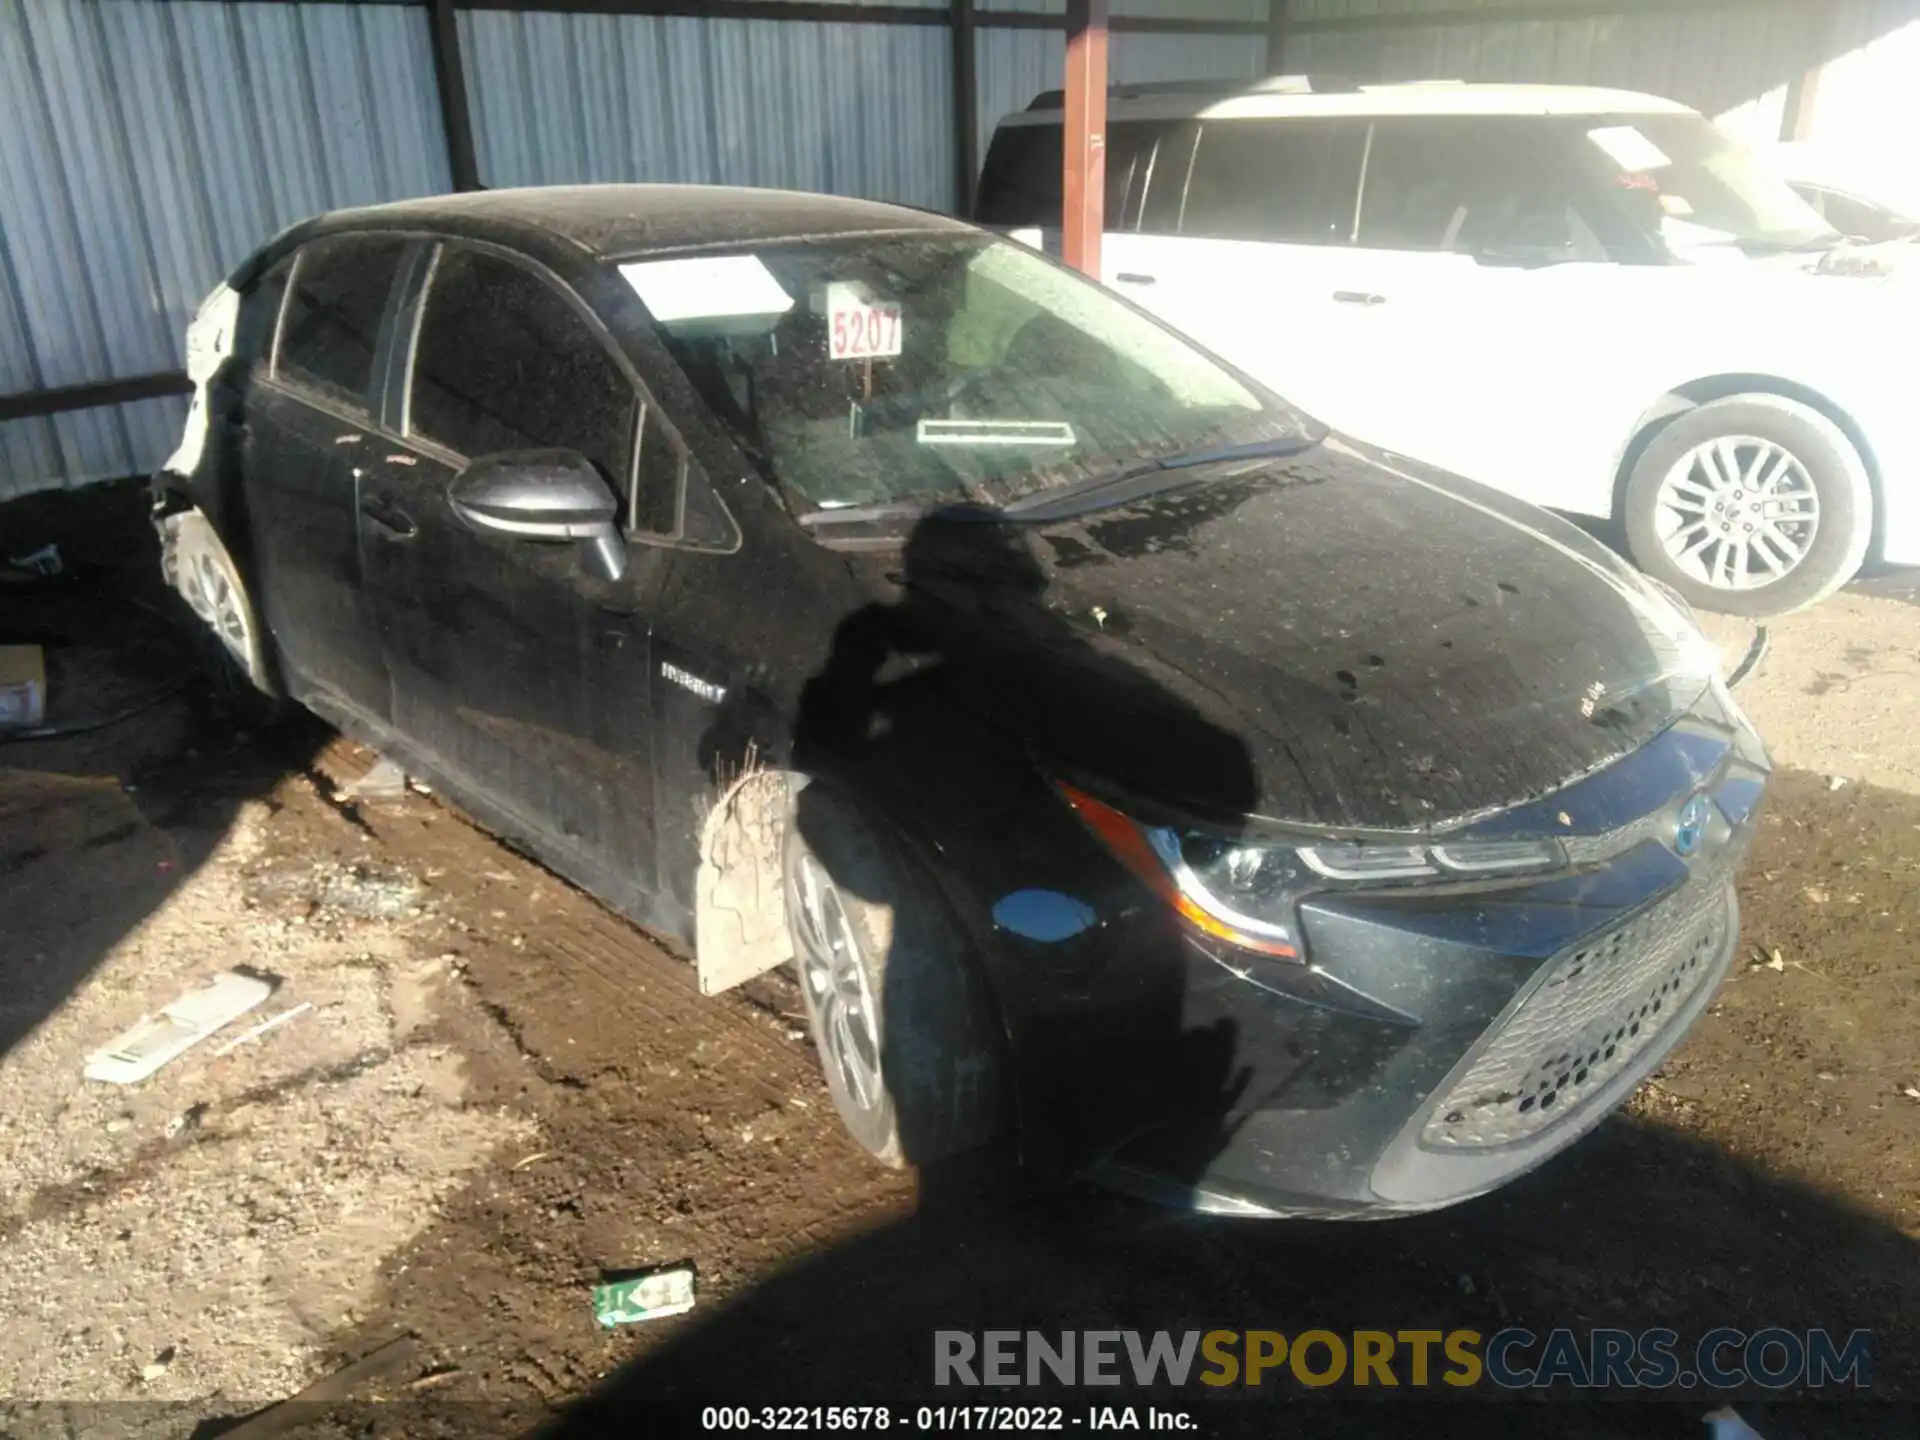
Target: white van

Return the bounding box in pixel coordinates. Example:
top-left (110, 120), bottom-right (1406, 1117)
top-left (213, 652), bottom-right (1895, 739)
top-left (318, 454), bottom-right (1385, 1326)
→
top-left (978, 78), bottom-right (1920, 616)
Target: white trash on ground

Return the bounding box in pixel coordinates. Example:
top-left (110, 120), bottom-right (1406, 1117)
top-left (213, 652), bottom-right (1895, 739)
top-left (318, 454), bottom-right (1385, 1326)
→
top-left (83, 971), bottom-right (275, 1084)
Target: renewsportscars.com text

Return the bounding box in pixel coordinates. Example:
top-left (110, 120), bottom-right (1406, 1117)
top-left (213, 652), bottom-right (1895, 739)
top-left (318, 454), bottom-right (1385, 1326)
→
top-left (934, 1328), bottom-right (1872, 1391)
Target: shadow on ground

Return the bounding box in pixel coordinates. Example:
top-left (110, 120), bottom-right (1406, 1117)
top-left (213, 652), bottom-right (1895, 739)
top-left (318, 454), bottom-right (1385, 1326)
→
top-left (0, 481), bottom-right (326, 1066)
top-left (530, 1107), bottom-right (1913, 1435)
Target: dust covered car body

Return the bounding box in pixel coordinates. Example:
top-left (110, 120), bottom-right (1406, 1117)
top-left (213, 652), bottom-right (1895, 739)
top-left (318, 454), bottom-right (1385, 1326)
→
top-left (155, 185), bottom-right (1767, 1216)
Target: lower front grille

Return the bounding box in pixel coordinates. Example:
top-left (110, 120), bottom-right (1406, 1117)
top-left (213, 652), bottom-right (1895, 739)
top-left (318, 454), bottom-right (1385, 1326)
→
top-left (1421, 879), bottom-right (1733, 1150)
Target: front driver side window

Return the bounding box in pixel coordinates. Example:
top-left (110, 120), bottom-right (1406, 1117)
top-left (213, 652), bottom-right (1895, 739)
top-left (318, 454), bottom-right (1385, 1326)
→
top-left (408, 247), bottom-right (638, 496)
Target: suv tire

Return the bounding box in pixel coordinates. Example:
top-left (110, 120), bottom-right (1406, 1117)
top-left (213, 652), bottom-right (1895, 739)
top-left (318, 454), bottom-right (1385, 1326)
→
top-left (1623, 394), bottom-right (1872, 617)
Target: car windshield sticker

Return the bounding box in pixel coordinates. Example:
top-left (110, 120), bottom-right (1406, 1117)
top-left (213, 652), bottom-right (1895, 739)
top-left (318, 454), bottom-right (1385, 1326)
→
top-left (1587, 125), bottom-right (1673, 174)
top-left (825, 281), bottom-right (903, 360)
top-left (915, 418), bottom-right (1077, 447)
top-left (619, 255), bottom-right (794, 324)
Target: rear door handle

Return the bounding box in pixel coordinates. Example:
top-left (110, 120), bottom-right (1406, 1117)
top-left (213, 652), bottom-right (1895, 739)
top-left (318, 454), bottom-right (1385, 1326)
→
top-left (360, 496), bottom-right (417, 541)
top-left (1115, 272), bottom-right (1157, 286)
top-left (1333, 290), bottom-right (1388, 306)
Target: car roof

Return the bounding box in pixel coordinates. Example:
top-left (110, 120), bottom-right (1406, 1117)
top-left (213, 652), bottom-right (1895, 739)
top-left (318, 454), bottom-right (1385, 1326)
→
top-left (1002, 77), bottom-right (1698, 127)
top-left (259, 183), bottom-right (973, 273)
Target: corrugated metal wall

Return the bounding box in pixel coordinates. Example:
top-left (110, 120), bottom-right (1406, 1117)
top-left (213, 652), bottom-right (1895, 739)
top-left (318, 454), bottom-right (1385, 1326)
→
top-left (976, 1), bottom-right (1269, 162)
top-left (460, 11), bottom-right (955, 211)
top-left (0, 0), bottom-right (450, 501)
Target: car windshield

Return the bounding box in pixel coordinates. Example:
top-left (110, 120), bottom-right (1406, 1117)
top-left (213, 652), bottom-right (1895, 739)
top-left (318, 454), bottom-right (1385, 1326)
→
top-left (621, 234), bottom-right (1315, 517)
top-left (1579, 114), bottom-right (1841, 258)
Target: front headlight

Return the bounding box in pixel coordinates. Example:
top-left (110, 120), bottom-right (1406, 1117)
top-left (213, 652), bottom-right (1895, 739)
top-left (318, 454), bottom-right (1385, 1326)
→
top-left (1058, 783), bottom-right (1563, 962)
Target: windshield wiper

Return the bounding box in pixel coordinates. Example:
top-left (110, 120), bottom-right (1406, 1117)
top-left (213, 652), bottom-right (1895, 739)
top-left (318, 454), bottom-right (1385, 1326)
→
top-left (1000, 434), bottom-right (1316, 517)
top-left (797, 499), bottom-right (950, 528)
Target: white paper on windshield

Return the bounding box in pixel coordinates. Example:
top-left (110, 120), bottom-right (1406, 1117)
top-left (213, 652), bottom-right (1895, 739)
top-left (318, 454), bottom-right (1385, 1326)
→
top-left (619, 256), bottom-right (794, 323)
top-left (916, 418), bottom-right (1076, 447)
top-left (1587, 125), bottom-right (1673, 173)
top-left (826, 282), bottom-right (902, 360)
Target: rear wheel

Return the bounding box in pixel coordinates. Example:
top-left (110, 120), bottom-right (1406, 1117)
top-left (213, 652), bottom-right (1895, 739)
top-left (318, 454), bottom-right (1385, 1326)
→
top-left (1623, 394), bottom-right (1872, 617)
top-left (161, 510), bottom-right (282, 706)
top-left (784, 783), bottom-right (1000, 1168)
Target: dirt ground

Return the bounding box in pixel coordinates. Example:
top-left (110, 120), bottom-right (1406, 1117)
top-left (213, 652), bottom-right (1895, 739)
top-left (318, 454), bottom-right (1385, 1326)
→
top-left (2, 485), bottom-right (1916, 1437)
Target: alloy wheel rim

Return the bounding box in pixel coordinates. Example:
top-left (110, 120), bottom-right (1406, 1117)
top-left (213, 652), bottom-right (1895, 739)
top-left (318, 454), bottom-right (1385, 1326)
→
top-left (1654, 435), bottom-right (1819, 591)
top-left (791, 852), bottom-right (885, 1117)
top-left (187, 549), bottom-right (253, 662)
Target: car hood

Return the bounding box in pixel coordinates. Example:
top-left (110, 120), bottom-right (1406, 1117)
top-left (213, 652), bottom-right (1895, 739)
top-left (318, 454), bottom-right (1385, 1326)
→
top-left (857, 437), bottom-right (1711, 833)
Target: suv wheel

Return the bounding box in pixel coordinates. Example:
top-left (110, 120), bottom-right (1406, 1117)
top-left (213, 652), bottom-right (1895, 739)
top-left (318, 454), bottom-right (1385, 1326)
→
top-left (784, 783), bottom-right (1000, 1168)
top-left (1623, 394), bottom-right (1872, 617)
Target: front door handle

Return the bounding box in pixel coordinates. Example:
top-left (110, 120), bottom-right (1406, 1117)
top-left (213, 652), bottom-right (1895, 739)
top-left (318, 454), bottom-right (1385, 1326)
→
top-left (360, 496), bottom-right (417, 541)
top-left (1333, 290), bottom-right (1388, 306)
top-left (1115, 272), bottom-right (1157, 286)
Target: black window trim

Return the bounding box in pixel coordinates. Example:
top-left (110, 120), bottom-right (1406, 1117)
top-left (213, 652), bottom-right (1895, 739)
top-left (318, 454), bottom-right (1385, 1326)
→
top-left (267, 232), bottom-right (414, 423)
top-left (392, 237), bottom-right (713, 545)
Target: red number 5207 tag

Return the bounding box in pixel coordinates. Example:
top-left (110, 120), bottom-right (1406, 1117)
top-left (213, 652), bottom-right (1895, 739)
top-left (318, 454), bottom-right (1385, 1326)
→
top-left (827, 285), bottom-right (902, 360)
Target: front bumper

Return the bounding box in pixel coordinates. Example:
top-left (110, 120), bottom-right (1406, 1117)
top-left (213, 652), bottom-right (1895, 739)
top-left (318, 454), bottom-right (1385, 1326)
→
top-left (1078, 688), bottom-right (1767, 1218)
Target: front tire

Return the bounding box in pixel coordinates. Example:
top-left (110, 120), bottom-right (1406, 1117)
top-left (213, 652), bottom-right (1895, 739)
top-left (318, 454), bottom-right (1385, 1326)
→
top-left (1623, 394), bottom-right (1872, 617)
top-left (784, 783), bottom-right (1000, 1168)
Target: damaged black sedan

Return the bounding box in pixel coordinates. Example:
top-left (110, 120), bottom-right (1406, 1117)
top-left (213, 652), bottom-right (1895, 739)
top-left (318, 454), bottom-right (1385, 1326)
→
top-left (156, 185), bottom-right (1767, 1217)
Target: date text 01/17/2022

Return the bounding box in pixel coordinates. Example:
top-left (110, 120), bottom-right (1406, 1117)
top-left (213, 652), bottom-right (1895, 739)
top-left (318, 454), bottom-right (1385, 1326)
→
top-left (699, 1406), bottom-right (1197, 1431)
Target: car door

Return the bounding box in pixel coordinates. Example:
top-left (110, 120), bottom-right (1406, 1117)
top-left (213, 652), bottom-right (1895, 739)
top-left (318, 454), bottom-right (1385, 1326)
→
top-left (241, 233), bottom-right (412, 720)
top-left (1103, 117), bottom-right (1371, 429)
top-left (1332, 117), bottom-right (1636, 503)
top-left (361, 241), bottom-right (683, 903)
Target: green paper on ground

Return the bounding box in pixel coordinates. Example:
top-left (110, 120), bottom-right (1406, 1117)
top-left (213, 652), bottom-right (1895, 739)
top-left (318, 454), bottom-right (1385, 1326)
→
top-left (593, 1265), bottom-right (696, 1327)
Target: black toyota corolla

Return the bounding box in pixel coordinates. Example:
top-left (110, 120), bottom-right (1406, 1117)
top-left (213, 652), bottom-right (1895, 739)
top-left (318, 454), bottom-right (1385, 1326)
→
top-left (155, 185), bottom-right (1768, 1217)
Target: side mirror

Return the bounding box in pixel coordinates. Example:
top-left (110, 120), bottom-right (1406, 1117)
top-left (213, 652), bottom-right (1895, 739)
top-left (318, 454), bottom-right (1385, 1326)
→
top-left (448, 449), bottom-right (627, 581)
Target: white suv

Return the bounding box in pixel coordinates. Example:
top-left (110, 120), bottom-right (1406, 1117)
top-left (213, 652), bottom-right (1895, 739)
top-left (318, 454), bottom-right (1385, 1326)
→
top-left (979, 78), bottom-right (1920, 616)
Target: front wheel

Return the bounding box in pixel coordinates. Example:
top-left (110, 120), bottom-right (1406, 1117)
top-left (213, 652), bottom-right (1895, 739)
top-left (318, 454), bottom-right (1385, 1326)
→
top-left (1623, 394), bottom-right (1873, 617)
top-left (784, 783), bottom-right (1001, 1169)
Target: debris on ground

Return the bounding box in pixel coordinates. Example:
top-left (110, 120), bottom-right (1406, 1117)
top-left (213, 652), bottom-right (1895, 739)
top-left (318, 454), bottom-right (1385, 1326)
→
top-left (315, 862), bottom-right (427, 920)
top-left (83, 970), bottom-right (276, 1084)
top-left (2, 542), bottom-right (63, 580)
top-left (338, 755), bottom-right (409, 805)
top-left (592, 1264), bottom-right (697, 1327)
top-left (211, 1001), bottom-right (314, 1058)
top-left (0, 645), bottom-right (47, 730)
top-left (138, 1345), bottom-right (175, 1384)
top-left (1828, 774), bottom-right (1851, 791)
top-left (1704, 1405), bottom-right (1768, 1440)
top-left (1747, 946), bottom-right (1786, 973)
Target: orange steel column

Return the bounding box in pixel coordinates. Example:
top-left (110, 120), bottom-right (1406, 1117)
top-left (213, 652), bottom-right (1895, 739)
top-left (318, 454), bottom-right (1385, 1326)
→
top-left (1062, 0), bottom-right (1109, 277)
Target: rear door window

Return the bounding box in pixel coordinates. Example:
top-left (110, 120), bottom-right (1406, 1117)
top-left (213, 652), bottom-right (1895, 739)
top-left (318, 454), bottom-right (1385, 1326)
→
top-left (1356, 118), bottom-right (1614, 262)
top-left (974, 120), bottom-right (1167, 230)
top-left (1179, 119), bottom-right (1368, 245)
top-left (275, 235), bottom-right (409, 409)
top-left (406, 246), bottom-right (637, 492)
top-left (235, 257), bottom-right (293, 366)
